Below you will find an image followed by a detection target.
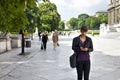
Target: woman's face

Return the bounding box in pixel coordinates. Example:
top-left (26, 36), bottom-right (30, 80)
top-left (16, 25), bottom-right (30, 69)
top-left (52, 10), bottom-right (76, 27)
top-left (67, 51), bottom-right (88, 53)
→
top-left (81, 30), bottom-right (87, 36)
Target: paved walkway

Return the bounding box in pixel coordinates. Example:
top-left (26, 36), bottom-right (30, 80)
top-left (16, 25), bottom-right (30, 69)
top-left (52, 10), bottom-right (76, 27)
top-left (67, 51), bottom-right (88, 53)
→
top-left (0, 35), bottom-right (120, 80)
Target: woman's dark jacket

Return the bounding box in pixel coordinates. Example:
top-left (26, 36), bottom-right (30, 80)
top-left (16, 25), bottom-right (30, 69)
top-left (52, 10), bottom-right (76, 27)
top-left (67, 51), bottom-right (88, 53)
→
top-left (42, 35), bottom-right (48, 43)
top-left (72, 35), bottom-right (93, 56)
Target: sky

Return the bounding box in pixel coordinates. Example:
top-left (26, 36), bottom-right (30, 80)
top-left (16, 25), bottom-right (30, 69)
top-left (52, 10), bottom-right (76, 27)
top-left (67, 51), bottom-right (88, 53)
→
top-left (50, 0), bottom-right (109, 21)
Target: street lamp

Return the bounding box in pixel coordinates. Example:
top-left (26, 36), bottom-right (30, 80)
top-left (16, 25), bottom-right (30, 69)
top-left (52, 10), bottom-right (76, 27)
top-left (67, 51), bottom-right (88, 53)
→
top-left (19, 29), bottom-right (25, 55)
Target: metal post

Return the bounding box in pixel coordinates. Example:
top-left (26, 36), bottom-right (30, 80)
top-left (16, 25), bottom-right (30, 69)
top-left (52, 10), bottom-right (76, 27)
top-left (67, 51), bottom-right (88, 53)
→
top-left (19, 29), bottom-right (25, 55)
top-left (21, 32), bottom-right (25, 54)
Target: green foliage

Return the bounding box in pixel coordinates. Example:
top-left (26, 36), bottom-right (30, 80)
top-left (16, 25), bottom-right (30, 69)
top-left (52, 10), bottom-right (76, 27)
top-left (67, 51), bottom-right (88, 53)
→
top-left (78, 14), bottom-right (89, 19)
top-left (78, 19), bottom-right (85, 29)
top-left (89, 17), bottom-right (97, 29)
top-left (59, 21), bottom-right (65, 30)
top-left (42, 24), bottom-right (51, 31)
top-left (66, 21), bottom-right (72, 30)
top-left (68, 18), bottom-right (78, 30)
top-left (38, 1), bottom-right (61, 31)
top-left (67, 13), bottom-right (108, 30)
top-left (85, 17), bottom-right (91, 27)
top-left (78, 14), bottom-right (89, 26)
top-left (68, 14), bottom-right (90, 30)
top-left (97, 14), bottom-right (108, 24)
top-left (0, 0), bottom-right (37, 32)
top-left (26, 6), bottom-right (41, 34)
top-left (87, 30), bottom-right (100, 35)
top-left (41, 15), bottom-right (52, 23)
top-left (43, 0), bottom-right (50, 2)
top-left (39, 2), bottom-right (57, 14)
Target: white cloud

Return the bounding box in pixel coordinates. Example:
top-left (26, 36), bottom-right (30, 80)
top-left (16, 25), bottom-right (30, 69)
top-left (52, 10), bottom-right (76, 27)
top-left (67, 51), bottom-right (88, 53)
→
top-left (69, 0), bottom-right (102, 10)
top-left (49, 0), bottom-right (109, 21)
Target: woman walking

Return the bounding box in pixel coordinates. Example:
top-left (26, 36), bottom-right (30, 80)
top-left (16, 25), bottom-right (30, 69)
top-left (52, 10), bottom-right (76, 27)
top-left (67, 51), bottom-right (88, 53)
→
top-left (52, 30), bottom-right (59, 50)
top-left (41, 31), bottom-right (48, 51)
top-left (72, 25), bottom-right (93, 80)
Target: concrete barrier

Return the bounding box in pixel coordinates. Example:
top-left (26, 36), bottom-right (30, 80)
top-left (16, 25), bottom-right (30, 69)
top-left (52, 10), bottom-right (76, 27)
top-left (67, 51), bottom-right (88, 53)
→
top-left (0, 38), bottom-right (12, 53)
top-left (0, 38), bottom-right (6, 53)
top-left (11, 37), bottom-right (21, 48)
top-left (6, 39), bottom-right (11, 50)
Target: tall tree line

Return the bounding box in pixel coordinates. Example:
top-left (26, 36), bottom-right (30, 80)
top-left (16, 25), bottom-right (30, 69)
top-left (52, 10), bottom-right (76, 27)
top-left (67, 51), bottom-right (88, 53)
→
top-left (67, 13), bottom-right (108, 30)
top-left (0, 0), bottom-right (61, 34)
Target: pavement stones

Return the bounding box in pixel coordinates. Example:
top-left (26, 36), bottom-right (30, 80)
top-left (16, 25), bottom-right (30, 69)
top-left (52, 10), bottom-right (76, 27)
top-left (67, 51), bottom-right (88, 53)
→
top-left (0, 35), bottom-right (120, 80)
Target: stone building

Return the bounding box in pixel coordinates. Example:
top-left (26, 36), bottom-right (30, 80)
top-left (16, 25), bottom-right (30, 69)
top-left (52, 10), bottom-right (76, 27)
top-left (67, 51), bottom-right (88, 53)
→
top-left (108, 0), bottom-right (120, 25)
top-left (108, 0), bottom-right (120, 32)
top-left (100, 0), bottom-right (120, 35)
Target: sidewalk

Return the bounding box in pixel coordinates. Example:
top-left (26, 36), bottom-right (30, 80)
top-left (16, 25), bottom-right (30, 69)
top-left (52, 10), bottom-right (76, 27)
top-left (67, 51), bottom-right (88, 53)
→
top-left (0, 35), bottom-right (120, 80)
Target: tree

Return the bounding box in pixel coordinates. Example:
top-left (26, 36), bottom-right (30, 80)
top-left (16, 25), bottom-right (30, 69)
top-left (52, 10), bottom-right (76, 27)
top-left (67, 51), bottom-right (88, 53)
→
top-left (85, 16), bottom-right (98, 29)
top-left (102, 14), bottom-right (108, 24)
top-left (0, 0), bottom-right (37, 32)
top-left (38, 1), bottom-right (61, 31)
top-left (78, 14), bottom-right (89, 25)
top-left (68, 18), bottom-right (78, 30)
top-left (78, 14), bottom-right (89, 19)
top-left (43, 0), bottom-right (50, 2)
top-left (66, 21), bottom-right (71, 29)
top-left (90, 17), bottom-right (96, 29)
top-left (77, 18), bottom-right (85, 29)
top-left (97, 14), bottom-right (108, 24)
top-left (26, 6), bottom-right (40, 34)
top-left (67, 13), bottom-right (108, 30)
top-left (85, 17), bottom-right (91, 27)
top-left (59, 21), bottom-right (65, 30)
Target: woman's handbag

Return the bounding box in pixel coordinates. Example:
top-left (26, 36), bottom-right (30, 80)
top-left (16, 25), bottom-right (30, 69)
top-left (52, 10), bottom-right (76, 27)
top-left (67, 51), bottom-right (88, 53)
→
top-left (41, 41), bottom-right (43, 50)
top-left (69, 53), bottom-right (76, 68)
top-left (57, 42), bottom-right (60, 46)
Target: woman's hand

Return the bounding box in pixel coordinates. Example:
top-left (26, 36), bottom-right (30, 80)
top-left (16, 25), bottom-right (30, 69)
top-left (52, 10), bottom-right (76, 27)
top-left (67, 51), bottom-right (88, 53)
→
top-left (80, 47), bottom-right (88, 51)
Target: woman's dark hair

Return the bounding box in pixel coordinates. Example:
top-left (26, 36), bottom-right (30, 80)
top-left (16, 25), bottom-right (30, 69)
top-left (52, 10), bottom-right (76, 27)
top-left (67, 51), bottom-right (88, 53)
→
top-left (80, 25), bottom-right (88, 32)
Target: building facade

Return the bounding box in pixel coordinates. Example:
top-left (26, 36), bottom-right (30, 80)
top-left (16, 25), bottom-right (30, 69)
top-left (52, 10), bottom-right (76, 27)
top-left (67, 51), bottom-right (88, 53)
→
top-left (100, 0), bottom-right (120, 35)
top-left (108, 0), bottom-right (120, 25)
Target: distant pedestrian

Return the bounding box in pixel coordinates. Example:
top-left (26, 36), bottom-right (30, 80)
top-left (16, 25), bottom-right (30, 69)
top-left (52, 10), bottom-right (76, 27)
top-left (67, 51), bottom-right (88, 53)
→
top-left (41, 31), bottom-right (48, 51)
top-left (52, 30), bottom-right (59, 50)
top-left (68, 32), bottom-right (71, 36)
top-left (38, 31), bottom-right (41, 40)
top-left (72, 25), bottom-right (93, 80)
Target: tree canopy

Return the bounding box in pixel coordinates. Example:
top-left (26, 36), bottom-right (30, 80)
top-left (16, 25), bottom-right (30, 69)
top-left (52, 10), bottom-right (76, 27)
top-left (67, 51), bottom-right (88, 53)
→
top-left (67, 13), bottom-right (108, 30)
top-left (25, 6), bottom-right (40, 34)
top-left (0, 0), bottom-right (37, 32)
top-left (68, 18), bottom-right (78, 30)
top-left (0, 0), bottom-right (61, 34)
top-left (59, 21), bottom-right (65, 30)
top-left (38, 1), bottom-right (61, 31)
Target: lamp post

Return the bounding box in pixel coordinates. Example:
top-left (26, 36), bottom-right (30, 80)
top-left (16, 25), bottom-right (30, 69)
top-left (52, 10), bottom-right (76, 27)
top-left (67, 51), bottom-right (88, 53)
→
top-left (19, 29), bottom-right (25, 55)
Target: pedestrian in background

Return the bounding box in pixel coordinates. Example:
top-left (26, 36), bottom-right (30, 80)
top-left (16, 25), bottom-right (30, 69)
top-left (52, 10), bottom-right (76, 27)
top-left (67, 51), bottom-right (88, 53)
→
top-left (72, 25), bottom-right (93, 80)
top-left (38, 31), bottom-right (41, 40)
top-left (41, 31), bottom-right (48, 51)
top-left (52, 30), bottom-right (59, 50)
